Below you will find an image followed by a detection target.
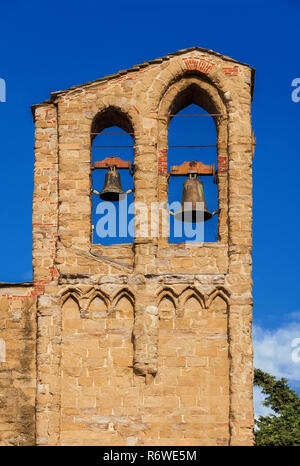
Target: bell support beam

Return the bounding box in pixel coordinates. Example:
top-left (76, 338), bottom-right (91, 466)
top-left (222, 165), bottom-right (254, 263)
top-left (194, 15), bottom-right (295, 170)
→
top-left (170, 160), bottom-right (215, 178)
top-left (91, 156), bottom-right (131, 171)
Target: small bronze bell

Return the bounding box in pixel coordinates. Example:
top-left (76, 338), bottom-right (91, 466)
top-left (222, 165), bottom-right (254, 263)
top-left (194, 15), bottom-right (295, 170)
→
top-left (175, 174), bottom-right (212, 222)
top-left (100, 166), bottom-right (125, 201)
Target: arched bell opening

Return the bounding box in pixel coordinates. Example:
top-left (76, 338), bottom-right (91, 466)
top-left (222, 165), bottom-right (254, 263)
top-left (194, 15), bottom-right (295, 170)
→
top-left (168, 99), bottom-right (218, 243)
top-left (91, 108), bottom-right (135, 245)
top-left (157, 77), bottom-right (228, 245)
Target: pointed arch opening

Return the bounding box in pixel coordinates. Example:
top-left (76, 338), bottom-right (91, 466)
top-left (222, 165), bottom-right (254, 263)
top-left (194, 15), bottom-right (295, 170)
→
top-left (61, 292), bottom-right (81, 313)
top-left (91, 107), bottom-right (134, 246)
top-left (157, 286), bottom-right (178, 305)
top-left (168, 85), bottom-right (218, 243)
top-left (157, 75), bottom-right (228, 246)
top-left (88, 294), bottom-right (108, 319)
top-left (112, 288), bottom-right (135, 320)
top-left (183, 295), bottom-right (203, 319)
top-left (179, 286), bottom-right (205, 316)
top-left (206, 287), bottom-right (230, 310)
top-left (115, 295), bottom-right (134, 320)
top-left (158, 294), bottom-right (176, 320)
top-left (61, 294), bottom-right (81, 333)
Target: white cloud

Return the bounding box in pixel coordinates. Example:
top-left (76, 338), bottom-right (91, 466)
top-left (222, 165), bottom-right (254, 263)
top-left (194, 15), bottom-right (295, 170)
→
top-left (253, 317), bottom-right (300, 387)
top-left (252, 312), bottom-right (300, 418)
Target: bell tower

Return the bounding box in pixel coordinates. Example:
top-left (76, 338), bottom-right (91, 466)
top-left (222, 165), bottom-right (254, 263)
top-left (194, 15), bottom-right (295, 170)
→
top-left (30, 47), bottom-right (255, 446)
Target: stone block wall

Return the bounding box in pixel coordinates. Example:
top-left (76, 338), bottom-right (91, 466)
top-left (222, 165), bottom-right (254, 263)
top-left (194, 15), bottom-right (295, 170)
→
top-left (0, 47), bottom-right (255, 446)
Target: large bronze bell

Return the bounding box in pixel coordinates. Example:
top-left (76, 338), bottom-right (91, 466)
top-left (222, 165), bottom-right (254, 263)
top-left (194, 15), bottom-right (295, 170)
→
top-left (100, 166), bottom-right (125, 201)
top-left (174, 174), bottom-right (212, 222)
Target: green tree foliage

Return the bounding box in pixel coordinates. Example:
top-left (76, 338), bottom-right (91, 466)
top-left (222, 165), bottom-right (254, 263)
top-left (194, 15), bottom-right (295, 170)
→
top-left (254, 368), bottom-right (300, 445)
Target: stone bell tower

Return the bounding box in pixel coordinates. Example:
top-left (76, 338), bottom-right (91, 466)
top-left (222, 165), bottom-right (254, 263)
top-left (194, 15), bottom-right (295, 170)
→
top-left (0, 47), bottom-right (255, 446)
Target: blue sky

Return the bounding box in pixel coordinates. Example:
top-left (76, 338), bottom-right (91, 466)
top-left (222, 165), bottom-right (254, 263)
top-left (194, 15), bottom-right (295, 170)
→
top-left (0, 0), bottom-right (300, 395)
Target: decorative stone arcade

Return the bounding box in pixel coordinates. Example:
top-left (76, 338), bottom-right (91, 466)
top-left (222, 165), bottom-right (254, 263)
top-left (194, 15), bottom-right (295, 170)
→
top-left (0, 47), bottom-right (255, 446)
